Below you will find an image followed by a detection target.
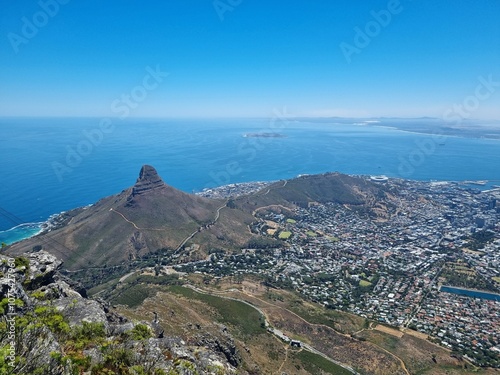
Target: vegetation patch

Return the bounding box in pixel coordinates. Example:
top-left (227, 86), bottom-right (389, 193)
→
top-left (111, 284), bottom-right (154, 308)
top-left (14, 256), bottom-right (30, 270)
top-left (167, 286), bottom-right (266, 337)
top-left (441, 262), bottom-right (498, 292)
top-left (359, 280), bottom-right (372, 287)
top-left (279, 231), bottom-right (292, 240)
top-left (88, 277), bottom-right (122, 296)
top-left (467, 229), bottom-right (495, 250)
top-left (126, 323), bottom-right (152, 341)
top-left (288, 302), bottom-right (365, 334)
top-left (293, 350), bottom-right (353, 375)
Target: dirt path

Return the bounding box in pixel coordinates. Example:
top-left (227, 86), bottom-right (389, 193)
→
top-left (109, 208), bottom-right (165, 231)
top-left (119, 271), bottom-right (136, 283)
top-left (202, 286), bottom-right (410, 375)
top-left (276, 346), bottom-right (289, 374)
top-left (252, 204), bottom-right (293, 216)
top-left (237, 291), bottom-right (410, 375)
top-left (260, 179), bottom-right (288, 196)
top-left (183, 284), bottom-right (358, 374)
top-left (174, 201), bottom-right (228, 253)
top-left (250, 292), bottom-right (410, 375)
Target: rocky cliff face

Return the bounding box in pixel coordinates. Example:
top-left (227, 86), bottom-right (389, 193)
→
top-left (0, 252), bottom-right (244, 374)
top-left (131, 164), bottom-right (167, 197)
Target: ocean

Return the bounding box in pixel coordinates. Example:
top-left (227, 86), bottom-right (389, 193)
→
top-left (1, 117), bottom-right (500, 244)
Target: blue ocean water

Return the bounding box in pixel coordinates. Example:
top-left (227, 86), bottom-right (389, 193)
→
top-left (1, 117), bottom-right (500, 244)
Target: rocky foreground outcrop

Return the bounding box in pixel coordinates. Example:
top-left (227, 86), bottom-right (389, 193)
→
top-left (0, 251), bottom-right (243, 374)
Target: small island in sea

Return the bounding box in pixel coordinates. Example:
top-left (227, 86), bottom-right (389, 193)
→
top-left (243, 132), bottom-right (287, 138)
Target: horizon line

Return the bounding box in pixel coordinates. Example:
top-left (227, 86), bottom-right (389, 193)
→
top-left (1, 115), bottom-right (499, 122)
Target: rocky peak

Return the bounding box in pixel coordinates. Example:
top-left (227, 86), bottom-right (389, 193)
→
top-left (131, 165), bottom-right (166, 196)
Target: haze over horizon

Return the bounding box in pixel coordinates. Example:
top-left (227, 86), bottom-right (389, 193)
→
top-left (1, 1), bottom-right (499, 120)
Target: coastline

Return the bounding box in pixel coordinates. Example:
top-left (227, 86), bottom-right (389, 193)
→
top-left (365, 122), bottom-right (500, 141)
top-left (1, 179), bottom-right (276, 246)
top-left (0, 222), bottom-right (45, 246)
top-left (2, 173), bottom-right (496, 247)
top-left (0, 210), bottom-right (74, 246)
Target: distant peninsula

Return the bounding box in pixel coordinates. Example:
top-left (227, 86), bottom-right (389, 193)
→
top-left (243, 132), bottom-right (287, 138)
top-left (295, 117), bottom-right (500, 140)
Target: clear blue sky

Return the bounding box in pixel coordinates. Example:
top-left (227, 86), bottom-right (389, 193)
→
top-left (1, 0), bottom-right (499, 119)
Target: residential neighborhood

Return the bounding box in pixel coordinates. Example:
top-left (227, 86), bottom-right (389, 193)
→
top-left (188, 178), bottom-right (500, 367)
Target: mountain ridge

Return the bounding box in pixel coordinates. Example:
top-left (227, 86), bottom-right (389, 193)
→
top-left (6, 166), bottom-right (390, 270)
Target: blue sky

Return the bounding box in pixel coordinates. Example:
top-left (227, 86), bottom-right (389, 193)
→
top-left (0, 0), bottom-right (499, 119)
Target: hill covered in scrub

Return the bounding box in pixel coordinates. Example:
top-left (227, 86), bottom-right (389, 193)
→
top-left (232, 172), bottom-right (390, 216)
top-left (6, 166), bottom-right (391, 272)
top-left (7, 165), bottom-right (229, 269)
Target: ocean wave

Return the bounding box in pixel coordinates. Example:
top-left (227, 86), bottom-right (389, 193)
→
top-left (0, 223), bottom-right (44, 245)
top-left (0, 222), bottom-right (44, 233)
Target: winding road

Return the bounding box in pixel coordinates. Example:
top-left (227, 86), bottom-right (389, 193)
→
top-left (109, 208), bottom-right (165, 231)
top-left (174, 201), bottom-right (228, 253)
top-left (183, 283), bottom-right (359, 375)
